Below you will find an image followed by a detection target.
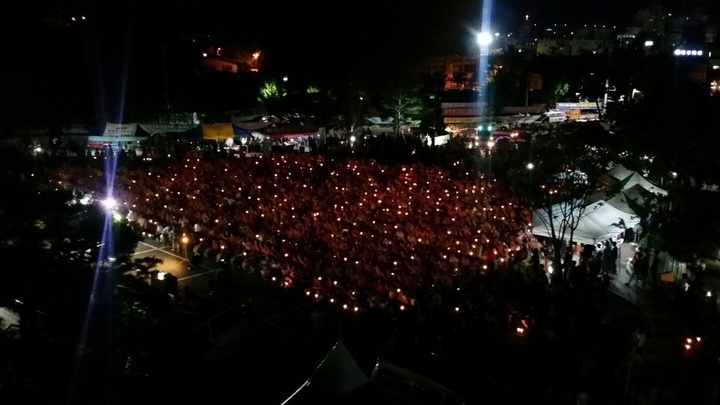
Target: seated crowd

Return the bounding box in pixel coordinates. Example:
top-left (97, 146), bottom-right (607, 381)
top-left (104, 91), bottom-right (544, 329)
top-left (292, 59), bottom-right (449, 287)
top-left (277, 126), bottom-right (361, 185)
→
top-left (50, 151), bottom-right (535, 315)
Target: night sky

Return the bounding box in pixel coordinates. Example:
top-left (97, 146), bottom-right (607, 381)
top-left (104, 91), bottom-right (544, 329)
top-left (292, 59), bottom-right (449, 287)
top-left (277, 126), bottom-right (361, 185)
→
top-left (0, 0), bottom-right (688, 123)
top-left (5, 0), bottom-right (678, 69)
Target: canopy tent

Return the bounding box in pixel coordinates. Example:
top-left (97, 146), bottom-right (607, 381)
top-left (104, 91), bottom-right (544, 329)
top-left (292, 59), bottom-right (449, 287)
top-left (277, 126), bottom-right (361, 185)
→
top-left (620, 172), bottom-right (668, 196)
top-left (606, 163), bottom-right (634, 181)
top-left (604, 183), bottom-right (655, 215)
top-left (180, 124), bottom-right (250, 141)
top-left (532, 200), bottom-right (640, 245)
top-left (232, 125), bottom-right (250, 138)
top-left (622, 184), bottom-right (651, 207)
top-left (603, 163), bottom-right (668, 196)
top-left (604, 192), bottom-right (637, 214)
top-left (282, 341), bottom-right (369, 404)
top-left (202, 123), bottom-right (234, 140)
top-left (102, 122), bottom-right (151, 137)
top-left (265, 124), bottom-right (317, 139)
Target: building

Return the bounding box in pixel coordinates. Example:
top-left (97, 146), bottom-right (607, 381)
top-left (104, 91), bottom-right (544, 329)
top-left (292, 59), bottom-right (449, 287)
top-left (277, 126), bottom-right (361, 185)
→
top-left (200, 55), bottom-right (242, 73)
top-left (536, 39), bottom-right (608, 55)
top-left (414, 55), bottom-right (479, 91)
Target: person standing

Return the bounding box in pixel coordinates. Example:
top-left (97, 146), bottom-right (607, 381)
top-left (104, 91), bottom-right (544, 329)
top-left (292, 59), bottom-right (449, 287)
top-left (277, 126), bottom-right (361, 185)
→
top-left (610, 241), bottom-right (619, 274)
top-left (625, 248), bottom-right (647, 286)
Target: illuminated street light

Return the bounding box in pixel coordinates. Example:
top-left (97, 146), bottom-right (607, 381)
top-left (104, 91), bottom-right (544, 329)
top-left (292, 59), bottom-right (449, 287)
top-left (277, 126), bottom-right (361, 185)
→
top-left (477, 32), bottom-right (493, 47)
top-left (101, 197), bottom-right (117, 211)
top-left (527, 162), bottom-right (534, 170)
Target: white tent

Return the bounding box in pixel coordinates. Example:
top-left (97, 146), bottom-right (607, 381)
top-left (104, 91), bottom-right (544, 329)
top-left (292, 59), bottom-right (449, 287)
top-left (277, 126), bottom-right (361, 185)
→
top-left (605, 192), bottom-right (637, 214)
top-left (606, 163), bottom-right (634, 181)
top-left (532, 201), bottom-right (640, 245)
top-left (282, 341), bottom-right (369, 404)
top-left (621, 172), bottom-right (668, 196)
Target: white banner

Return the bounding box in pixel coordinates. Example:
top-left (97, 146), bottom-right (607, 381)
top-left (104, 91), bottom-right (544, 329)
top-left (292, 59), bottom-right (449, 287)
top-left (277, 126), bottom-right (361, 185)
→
top-left (139, 123), bottom-right (196, 134)
top-left (103, 122), bottom-right (137, 136)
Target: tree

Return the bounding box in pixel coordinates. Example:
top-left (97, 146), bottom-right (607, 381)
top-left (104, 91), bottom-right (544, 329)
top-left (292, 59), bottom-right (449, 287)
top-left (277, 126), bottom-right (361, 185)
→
top-left (528, 124), bottom-right (614, 281)
top-left (381, 90), bottom-right (424, 136)
top-left (257, 79), bottom-right (287, 115)
top-left (549, 81), bottom-right (570, 105)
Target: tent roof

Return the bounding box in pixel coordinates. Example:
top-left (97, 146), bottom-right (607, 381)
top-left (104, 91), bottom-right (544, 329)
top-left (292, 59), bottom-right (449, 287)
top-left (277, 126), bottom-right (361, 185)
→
top-left (202, 123), bottom-right (234, 140)
top-left (605, 192), bottom-right (638, 214)
top-left (621, 172), bottom-right (668, 196)
top-left (606, 163), bottom-right (633, 181)
top-left (282, 341), bottom-right (369, 404)
top-left (532, 200), bottom-right (640, 244)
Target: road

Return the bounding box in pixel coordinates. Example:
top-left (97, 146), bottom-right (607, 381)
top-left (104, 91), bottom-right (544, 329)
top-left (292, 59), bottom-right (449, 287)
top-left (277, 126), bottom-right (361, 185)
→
top-left (131, 239), bottom-right (219, 297)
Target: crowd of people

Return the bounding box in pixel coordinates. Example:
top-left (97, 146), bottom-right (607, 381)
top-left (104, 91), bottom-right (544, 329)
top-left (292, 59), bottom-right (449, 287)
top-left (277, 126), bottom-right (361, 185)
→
top-left (145, 152), bottom-right (532, 310)
top-left (49, 150), bottom-right (537, 313)
top-left (40, 143), bottom-right (680, 403)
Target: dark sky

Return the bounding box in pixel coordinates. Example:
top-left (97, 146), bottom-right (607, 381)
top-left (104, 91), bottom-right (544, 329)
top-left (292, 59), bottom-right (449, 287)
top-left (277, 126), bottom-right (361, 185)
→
top-left (0, 0), bottom-right (677, 123)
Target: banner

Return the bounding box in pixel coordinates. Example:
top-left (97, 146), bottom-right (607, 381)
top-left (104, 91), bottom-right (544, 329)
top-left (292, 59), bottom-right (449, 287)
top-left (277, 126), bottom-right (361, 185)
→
top-left (444, 117), bottom-right (486, 124)
top-left (556, 102), bottom-right (603, 111)
top-left (103, 122), bottom-right (138, 136)
top-left (139, 123), bottom-right (196, 134)
top-left (441, 102), bottom-right (487, 109)
top-left (441, 108), bottom-right (485, 116)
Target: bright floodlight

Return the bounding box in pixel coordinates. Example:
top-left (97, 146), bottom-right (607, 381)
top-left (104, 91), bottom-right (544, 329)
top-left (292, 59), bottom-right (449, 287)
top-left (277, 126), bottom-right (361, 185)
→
top-left (101, 197), bottom-right (117, 211)
top-left (477, 32), bottom-right (493, 47)
top-left (527, 162), bottom-right (534, 170)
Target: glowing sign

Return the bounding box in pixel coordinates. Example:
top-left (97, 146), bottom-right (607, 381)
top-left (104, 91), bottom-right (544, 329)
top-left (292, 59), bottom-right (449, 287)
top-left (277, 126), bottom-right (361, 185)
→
top-left (674, 49), bottom-right (703, 57)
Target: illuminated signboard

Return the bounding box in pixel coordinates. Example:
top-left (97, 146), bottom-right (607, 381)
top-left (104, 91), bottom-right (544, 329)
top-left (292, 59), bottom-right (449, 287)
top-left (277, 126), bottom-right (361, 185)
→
top-left (674, 49), bottom-right (704, 57)
top-left (556, 102), bottom-right (603, 111)
top-left (444, 117), bottom-right (487, 124)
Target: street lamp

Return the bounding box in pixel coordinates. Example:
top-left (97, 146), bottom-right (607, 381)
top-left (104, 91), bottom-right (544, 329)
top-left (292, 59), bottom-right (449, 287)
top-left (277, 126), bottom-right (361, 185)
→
top-left (101, 197), bottom-right (117, 211)
top-left (477, 32), bottom-right (493, 48)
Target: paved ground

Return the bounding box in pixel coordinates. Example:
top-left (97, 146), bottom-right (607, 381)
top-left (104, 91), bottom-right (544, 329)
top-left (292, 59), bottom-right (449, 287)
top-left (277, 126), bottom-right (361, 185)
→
top-left (606, 242), bottom-right (720, 404)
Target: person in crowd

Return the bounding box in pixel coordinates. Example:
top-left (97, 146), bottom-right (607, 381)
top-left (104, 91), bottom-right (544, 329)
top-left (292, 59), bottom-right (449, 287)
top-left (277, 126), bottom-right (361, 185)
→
top-left (610, 241), bottom-right (618, 274)
top-left (625, 248), bottom-right (647, 286)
